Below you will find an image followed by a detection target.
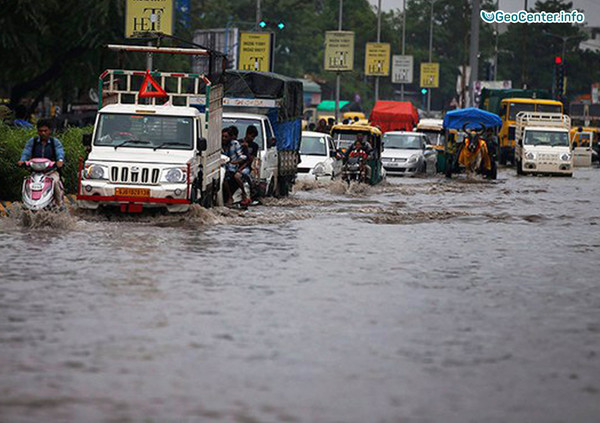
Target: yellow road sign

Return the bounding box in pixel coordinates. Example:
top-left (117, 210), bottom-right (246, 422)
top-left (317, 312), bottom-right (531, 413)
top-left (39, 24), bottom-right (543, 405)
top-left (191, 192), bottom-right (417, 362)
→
top-left (125, 0), bottom-right (174, 38)
top-left (420, 62), bottom-right (440, 88)
top-left (324, 31), bottom-right (355, 72)
top-left (238, 32), bottom-right (273, 72)
top-left (365, 43), bottom-right (390, 76)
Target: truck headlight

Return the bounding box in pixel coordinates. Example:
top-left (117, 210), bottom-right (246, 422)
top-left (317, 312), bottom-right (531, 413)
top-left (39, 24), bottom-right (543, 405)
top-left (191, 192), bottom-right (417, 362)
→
top-left (313, 163), bottom-right (326, 176)
top-left (86, 164), bottom-right (108, 180)
top-left (560, 153), bottom-right (571, 161)
top-left (161, 167), bottom-right (187, 183)
top-left (525, 151), bottom-right (536, 160)
top-left (407, 154), bottom-right (419, 164)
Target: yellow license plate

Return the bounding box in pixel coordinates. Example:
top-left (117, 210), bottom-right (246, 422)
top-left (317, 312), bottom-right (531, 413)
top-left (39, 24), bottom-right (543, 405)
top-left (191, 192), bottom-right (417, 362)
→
top-left (115, 188), bottom-right (150, 197)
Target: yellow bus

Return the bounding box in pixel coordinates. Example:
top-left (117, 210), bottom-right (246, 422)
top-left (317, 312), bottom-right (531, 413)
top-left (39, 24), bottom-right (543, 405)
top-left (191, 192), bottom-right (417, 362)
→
top-left (498, 98), bottom-right (563, 165)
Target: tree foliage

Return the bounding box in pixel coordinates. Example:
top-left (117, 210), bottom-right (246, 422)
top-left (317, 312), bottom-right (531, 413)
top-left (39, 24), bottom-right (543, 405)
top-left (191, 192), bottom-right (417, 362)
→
top-left (1, 0), bottom-right (598, 113)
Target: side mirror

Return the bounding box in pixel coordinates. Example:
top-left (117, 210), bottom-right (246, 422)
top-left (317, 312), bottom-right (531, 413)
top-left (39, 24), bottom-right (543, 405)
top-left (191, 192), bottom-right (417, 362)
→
top-left (82, 133), bottom-right (92, 147)
top-left (197, 137), bottom-right (207, 152)
top-left (268, 137), bottom-right (277, 148)
top-left (329, 149), bottom-right (337, 157)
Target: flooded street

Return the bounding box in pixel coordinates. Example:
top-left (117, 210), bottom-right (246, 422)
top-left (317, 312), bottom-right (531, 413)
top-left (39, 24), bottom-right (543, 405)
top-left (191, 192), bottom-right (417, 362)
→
top-left (1, 168), bottom-right (600, 423)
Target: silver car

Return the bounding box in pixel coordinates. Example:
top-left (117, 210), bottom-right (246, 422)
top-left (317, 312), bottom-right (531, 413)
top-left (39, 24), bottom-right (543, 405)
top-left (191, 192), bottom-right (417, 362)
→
top-left (381, 131), bottom-right (437, 176)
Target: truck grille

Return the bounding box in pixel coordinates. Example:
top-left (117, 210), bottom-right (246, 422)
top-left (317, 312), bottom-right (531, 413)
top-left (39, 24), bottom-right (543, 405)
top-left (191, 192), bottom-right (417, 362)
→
top-left (539, 153), bottom-right (558, 161)
top-left (110, 166), bottom-right (160, 184)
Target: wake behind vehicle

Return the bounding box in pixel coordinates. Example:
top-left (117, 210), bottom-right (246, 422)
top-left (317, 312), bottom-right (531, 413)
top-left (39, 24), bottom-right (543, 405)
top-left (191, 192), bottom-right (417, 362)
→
top-left (443, 108), bottom-right (501, 179)
top-left (331, 124), bottom-right (385, 185)
top-left (22, 159), bottom-right (60, 211)
top-left (515, 112), bottom-right (573, 176)
top-left (78, 64), bottom-right (223, 213)
top-left (297, 131), bottom-right (341, 181)
top-left (381, 131), bottom-right (437, 176)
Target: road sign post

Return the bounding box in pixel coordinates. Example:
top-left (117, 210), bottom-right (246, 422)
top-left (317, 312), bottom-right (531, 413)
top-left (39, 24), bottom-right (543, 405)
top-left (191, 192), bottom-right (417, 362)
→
top-left (420, 62), bottom-right (439, 112)
top-left (325, 31), bottom-right (354, 122)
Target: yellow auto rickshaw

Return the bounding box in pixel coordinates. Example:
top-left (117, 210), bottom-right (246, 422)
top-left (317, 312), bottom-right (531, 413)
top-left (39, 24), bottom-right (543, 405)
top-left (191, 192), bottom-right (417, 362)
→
top-left (330, 124), bottom-right (384, 185)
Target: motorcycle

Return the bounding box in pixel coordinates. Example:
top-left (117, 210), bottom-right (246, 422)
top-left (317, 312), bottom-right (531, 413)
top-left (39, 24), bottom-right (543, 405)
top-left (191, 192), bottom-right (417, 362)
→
top-left (342, 151), bottom-right (367, 183)
top-left (22, 158), bottom-right (61, 211)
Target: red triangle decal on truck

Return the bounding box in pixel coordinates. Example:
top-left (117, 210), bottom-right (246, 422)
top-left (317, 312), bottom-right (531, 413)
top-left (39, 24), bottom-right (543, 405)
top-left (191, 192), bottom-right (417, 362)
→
top-left (138, 70), bottom-right (168, 98)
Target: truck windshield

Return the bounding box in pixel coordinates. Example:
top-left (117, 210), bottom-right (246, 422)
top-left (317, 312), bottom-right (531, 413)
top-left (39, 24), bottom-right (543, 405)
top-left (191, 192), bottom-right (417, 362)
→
top-left (524, 130), bottom-right (569, 147)
top-left (223, 118), bottom-right (264, 149)
top-left (383, 134), bottom-right (424, 149)
top-left (420, 130), bottom-right (443, 146)
top-left (508, 103), bottom-right (535, 120)
top-left (300, 136), bottom-right (327, 156)
top-left (537, 104), bottom-right (562, 114)
top-left (95, 114), bottom-right (193, 150)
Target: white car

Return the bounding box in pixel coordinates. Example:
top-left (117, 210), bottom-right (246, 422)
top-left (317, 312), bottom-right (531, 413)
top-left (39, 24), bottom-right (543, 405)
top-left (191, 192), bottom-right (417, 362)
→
top-left (381, 131), bottom-right (437, 176)
top-left (297, 131), bottom-right (342, 181)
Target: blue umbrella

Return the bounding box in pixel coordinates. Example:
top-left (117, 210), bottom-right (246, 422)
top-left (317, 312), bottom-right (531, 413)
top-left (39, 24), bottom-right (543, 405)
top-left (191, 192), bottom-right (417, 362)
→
top-left (443, 108), bottom-right (502, 130)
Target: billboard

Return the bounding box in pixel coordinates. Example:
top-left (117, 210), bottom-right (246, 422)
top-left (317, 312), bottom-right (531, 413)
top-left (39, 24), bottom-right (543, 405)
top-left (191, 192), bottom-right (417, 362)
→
top-left (238, 32), bottom-right (273, 72)
top-left (420, 62), bottom-right (440, 88)
top-left (365, 43), bottom-right (391, 76)
top-left (125, 0), bottom-right (174, 38)
top-left (324, 31), bottom-right (355, 72)
top-left (391, 55), bottom-right (413, 84)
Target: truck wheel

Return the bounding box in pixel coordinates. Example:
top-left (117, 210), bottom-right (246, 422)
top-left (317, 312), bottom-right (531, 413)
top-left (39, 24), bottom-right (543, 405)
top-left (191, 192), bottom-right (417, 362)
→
top-left (516, 159), bottom-right (524, 175)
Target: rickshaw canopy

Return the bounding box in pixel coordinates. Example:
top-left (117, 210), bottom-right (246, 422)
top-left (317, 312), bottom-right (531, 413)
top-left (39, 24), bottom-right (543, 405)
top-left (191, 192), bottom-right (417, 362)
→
top-left (443, 108), bottom-right (502, 130)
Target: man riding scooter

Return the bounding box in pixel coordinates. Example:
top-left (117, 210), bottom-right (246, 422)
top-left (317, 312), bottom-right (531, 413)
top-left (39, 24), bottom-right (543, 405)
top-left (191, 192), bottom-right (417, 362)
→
top-left (17, 119), bottom-right (65, 208)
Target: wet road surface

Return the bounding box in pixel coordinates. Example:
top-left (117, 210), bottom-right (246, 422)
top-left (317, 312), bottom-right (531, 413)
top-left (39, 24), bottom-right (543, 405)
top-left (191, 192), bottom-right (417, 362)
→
top-left (1, 168), bottom-right (600, 423)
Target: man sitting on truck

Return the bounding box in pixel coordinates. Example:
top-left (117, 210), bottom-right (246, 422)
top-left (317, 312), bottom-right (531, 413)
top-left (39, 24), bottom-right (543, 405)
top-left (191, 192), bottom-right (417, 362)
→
top-left (222, 127), bottom-right (249, 207)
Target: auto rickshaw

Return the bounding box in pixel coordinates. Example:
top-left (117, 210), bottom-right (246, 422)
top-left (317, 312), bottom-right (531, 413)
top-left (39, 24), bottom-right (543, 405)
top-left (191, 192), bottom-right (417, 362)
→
top-left (330, 124), bottom-right (385, 185)
top-left (442, 108), bottom-right (502, 180)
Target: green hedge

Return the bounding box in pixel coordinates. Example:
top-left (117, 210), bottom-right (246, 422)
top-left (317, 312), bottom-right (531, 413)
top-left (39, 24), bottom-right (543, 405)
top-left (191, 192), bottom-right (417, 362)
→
top-left (0, 123), bottom-right (92, 201)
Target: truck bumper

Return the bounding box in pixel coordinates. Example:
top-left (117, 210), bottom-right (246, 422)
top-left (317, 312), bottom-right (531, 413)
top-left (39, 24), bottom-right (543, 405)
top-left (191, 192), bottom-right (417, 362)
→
top-left (77, 181), bottom-right (191, 213)
top-left (523, 161), bottom-right (573, 175)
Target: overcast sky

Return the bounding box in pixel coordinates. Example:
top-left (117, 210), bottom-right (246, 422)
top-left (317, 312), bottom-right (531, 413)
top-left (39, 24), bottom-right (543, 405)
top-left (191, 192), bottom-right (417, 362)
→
top-left (369, 0), bottom-right (600, 25)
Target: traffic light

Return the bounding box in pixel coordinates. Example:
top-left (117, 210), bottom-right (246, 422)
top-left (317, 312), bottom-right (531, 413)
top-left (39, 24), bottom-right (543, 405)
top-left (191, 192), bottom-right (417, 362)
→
top-left (554, 56), bottom-right (562, 65)
top-left (277, 22), bottom-right (285, 30)
top-left (259, 19), bottom-right (268, 29)
top-left (421, 88), bottom-right (428, 95)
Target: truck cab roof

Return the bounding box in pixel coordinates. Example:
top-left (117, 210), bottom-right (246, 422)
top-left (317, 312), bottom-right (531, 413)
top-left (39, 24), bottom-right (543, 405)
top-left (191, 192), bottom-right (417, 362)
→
top-left (99, 103), bottom-right (200, 118)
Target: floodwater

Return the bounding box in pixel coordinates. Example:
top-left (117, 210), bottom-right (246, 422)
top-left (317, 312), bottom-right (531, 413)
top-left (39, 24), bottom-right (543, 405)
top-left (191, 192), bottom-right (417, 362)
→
top-left (1, 168), bottom-right (599, 423)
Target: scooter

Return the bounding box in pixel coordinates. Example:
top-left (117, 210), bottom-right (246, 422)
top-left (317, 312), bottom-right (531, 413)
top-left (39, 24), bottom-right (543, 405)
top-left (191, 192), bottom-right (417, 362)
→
top-left (22, 158), bottom-right (59, 211)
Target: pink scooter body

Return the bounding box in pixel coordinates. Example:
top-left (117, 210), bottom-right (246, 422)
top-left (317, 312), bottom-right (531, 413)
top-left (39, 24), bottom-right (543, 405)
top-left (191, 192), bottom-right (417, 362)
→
top-left (22, 158), bottom-right (57, 211)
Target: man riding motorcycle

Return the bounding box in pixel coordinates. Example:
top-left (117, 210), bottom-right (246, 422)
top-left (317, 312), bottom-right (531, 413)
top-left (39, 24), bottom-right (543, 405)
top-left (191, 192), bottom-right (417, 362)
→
top-left (344, 135), bottom-right (373, 181)
top-left (17, 119), bottom-right (65, 208)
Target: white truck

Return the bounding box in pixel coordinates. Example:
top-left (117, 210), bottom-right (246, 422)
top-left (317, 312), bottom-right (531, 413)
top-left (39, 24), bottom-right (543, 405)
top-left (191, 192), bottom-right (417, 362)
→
top-left (77, 68), bottom-right (223, 213)
top-left (515, 112), bottom-right (573, 176)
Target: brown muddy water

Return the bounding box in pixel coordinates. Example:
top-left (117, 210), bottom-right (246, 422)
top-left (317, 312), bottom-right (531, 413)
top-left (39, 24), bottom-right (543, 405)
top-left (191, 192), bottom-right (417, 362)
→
top-left (1, 168), bottom-right (600, 423)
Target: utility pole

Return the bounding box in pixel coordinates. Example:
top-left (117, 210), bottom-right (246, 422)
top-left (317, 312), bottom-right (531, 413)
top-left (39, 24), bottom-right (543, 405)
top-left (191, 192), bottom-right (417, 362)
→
top-left (256, 0), bottom-right (262, 30)
top-left (427, 0), bottom-right (438, 112)
top-left (335, 0), bottom-right (343, 123)
top-left (375, 0), bottom-right (382, 102)
top-left (493, 0), bottom-right (499, 81)
top-left (401, 0), bottom-right (406, 100)
top-left (468, 0), bottom-right (480, 107)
